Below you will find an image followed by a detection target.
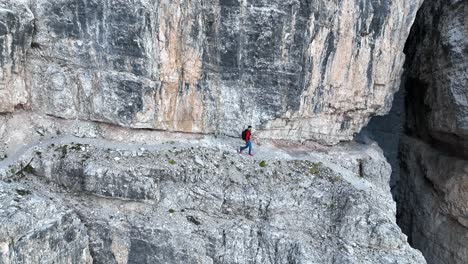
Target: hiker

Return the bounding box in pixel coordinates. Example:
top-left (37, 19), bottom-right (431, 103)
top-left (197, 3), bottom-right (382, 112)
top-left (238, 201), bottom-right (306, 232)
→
top-left (239, 126), bottom-right (253, 156)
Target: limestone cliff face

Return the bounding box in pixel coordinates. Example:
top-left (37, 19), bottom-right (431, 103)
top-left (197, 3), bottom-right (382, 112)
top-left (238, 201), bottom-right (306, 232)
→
top-left (0, 0), bottom-right (422, 144)
top-left (398, 0), bottom-right (468, 263)
top-left (404, 0), bottom-right (468, 152)
top-left (0, 1), bottom-right (33, 112)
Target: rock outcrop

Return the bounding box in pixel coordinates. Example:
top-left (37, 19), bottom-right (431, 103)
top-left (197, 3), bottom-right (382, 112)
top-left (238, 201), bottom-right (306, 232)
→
top-left (399, 137), bottom-right (468, 264)
top-left (0, 181), bottom-right (92, 263)
top-left (0, 1), bottom-right (33, 112)
top-left (0, 0), bottom-right (423, 144)
top-left (0, 138), bottom-right (425, 263)
top-left (397, 0), bottom-right (468, 263)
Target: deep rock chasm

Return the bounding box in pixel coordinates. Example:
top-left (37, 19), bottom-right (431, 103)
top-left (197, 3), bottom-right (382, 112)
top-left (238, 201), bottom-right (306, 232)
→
top-left (0, 0), bottom-right (466, 263)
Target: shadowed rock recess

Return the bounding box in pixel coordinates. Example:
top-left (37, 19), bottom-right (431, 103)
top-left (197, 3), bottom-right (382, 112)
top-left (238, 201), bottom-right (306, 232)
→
top-left (1, 0), bottom-right (458, 263)
top-left (363, 0), bottom-right (467, 263)
top-left (396, 0), bottom-right (468, 263)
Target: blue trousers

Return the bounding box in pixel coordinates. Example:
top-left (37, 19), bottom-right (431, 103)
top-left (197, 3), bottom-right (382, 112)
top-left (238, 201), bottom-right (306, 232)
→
top-left (240, 140), bottom-right (252, 154)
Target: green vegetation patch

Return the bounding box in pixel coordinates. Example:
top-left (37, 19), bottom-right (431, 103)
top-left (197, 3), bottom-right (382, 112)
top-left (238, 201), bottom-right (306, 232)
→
top-left (259, 160), bottom-right (267, 167)
top-left (309, 162), bottom-right (323, 175)
top-left (23, 164), bottom-right (35, 174)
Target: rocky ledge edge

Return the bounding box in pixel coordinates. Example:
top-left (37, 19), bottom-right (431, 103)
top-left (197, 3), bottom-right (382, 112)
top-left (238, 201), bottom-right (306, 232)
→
top-left (0, 137), bottom-right (425, 263)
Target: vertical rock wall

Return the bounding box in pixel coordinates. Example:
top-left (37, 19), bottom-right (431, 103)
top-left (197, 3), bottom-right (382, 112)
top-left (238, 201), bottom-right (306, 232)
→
top-left (398, 0), bottom-right (468, 263)
top-left (0, 1), bottom-right (33, 112)
top-left (0, 0), bottom-right (423, 144)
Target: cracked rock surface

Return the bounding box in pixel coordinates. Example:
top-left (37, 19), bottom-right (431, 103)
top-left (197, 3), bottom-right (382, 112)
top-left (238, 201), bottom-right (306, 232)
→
top-left (0, 181), bottom-right (92, 263)
top-left (0, 138), bottom-right (425, 263)
top-left (0, 0), bottom-right (423, 144)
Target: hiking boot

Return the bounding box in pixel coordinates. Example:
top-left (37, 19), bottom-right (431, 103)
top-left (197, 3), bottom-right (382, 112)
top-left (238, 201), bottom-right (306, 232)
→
top-left (249, 154), bottom-right (254, 156)
top-left (238, 148), bottom-right (242, 154)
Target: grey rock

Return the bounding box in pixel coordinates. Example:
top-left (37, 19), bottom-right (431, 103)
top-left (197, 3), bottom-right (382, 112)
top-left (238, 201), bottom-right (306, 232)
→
top-left (398, 137), bottom-right (468, 264)
top-left (33, 144), bottom-right (160, 201)
top-left (0, 0), bottom-right (438, 262)
top-left (0, 141), bottom-right (425, 264)
top-left (0, 0), bottom-right (423, 144)
top-left (359, 86), bottom-right (406, 197)
top-left (404, 0), bottom-right (468, 152)
top-left (0, 1), bottom-right (33, 112)
top-left (397, 0), bottom-right (468, 263)
top-left (0, 181), bottom-right (92, 264)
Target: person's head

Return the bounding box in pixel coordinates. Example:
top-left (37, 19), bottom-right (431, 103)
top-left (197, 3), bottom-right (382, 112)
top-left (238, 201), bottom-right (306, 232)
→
top-left (247, 126), bottom-right (252, 131)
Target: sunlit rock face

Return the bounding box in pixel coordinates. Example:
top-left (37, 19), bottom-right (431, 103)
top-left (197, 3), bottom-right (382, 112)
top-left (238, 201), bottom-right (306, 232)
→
top-left (0, 0), bottom-right (422, 144)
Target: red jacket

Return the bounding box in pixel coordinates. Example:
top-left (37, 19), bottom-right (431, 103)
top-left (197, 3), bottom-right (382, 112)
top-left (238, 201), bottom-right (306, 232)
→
top-left (245, 130), bottom-right (251, 142)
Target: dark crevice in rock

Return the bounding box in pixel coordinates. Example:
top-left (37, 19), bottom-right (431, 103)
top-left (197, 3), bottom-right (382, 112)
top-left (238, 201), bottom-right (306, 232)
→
top-left (356, 84), bottom-right (405, 198)
top-left (364, 0), bottom-right (468, 263)
top-left (29, 14), bottom-right (40, 49)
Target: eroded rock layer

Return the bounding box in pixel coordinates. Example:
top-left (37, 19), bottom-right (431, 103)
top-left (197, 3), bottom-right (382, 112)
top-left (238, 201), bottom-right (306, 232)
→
top-left (0, 139), bottom-right (425, 263)
top-left (0, 0), bottom-right (422, 144)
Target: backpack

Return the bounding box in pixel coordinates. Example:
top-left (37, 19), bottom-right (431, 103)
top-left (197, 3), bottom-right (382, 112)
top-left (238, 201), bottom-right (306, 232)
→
top-left (241, 129), bottom-right (247, 140)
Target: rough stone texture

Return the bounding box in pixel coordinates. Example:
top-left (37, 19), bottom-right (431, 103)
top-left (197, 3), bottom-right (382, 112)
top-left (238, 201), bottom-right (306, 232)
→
top-left (0, 139), bottom-right (425, 263)
top-left (35, 143), bottom-right (160, 201)
top-left (0, 0), bottom-right (434, 262)
top-left (397, 0), bottom-right (468, 263)
top-left (0, 1), bottom-right (33, 112)
top-left (0, 0), bottom-right (423, 144)
top-left (403, 0), bottom-right (468, 154)
top-left (399, 137), bottom-right (468, 264)
top-left (0, 181), bottom-right (92, 264)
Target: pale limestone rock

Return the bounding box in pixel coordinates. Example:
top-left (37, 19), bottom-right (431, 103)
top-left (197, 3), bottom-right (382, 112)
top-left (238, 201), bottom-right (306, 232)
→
top-left (1, 0), bottom-right (423, 144)
top-left (0, 2), bottom-right (33, 112)
top-left (0, 139), bottom-right (426, 263)
top-left (0, 181), bottom-right (92, 264)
